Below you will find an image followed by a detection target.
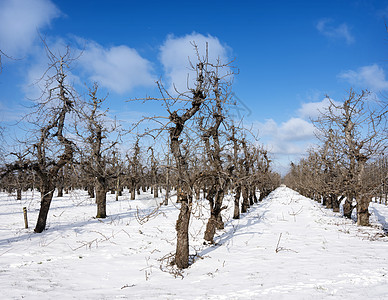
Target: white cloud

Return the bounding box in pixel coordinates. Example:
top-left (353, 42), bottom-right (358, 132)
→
top-left (267, 140), bottom-right (311, 156)
top-left (253, 117), bottom-right (316, 155)
top-left (0, 0), bottom-right (60, 56)
top-left (78, 41), bottom-right (155, 94)
top-left (159, 32), bottom-right (230, 93)
top-left (252, 117), bottom-right (317, 176)
top-left (279, 118), bottom-right (315, 141)
top-left (299, 98), bottom-right (332, 119)
top-left (316, 18), bottom-right (355, 45)
top-left (338, 64), bottom-right (388, 91)
top-left (23, 39), bottom-right (82, 100)
top-left (298, 97), bottom-right (344, 120)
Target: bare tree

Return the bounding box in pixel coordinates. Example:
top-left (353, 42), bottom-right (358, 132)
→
top-left (126, 138), bottom-right (142, 200)
top-left (229, 125), bottom-right (243, 219)
top-left (23, 44), bottom-right (78, 233)
top-left (137, 43), bottom-right (235, 268)
top-left (312, 89), bottom-right (387, 225)
top-left (147, 147), bottom-right (159, 198)
top-left (77, 83), bottom-right (122, 218)
top-left (200, 68), bottom-right (233, 243)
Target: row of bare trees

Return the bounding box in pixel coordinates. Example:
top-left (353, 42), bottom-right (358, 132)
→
top-left (284, 89), bottom-right (387, 226)
top-left (0, 42), bottom-right (280, 270)
top-left (137, 44), bottom-right (280, 268)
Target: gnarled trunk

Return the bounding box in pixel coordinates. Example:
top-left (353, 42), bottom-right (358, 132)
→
top-left (175, 195), bottom-right (191, 269)
top-left (204, 190), bottom-right (225, 243)
top-left (357, 196), bottom-right (371, 226)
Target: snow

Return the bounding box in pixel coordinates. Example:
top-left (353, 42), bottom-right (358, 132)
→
top-left (1, 186), bottom-right (388, 299)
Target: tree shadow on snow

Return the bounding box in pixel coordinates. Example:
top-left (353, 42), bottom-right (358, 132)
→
top-left (198, 199), bottom-right (272, 258)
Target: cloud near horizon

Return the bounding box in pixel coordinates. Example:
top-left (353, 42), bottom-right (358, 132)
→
top-left (254, 117), bottom-right (316, 155)
top-left (0, 0), bottom-right (60, 56)
top-left (253, 96), bottom-right (341, 174)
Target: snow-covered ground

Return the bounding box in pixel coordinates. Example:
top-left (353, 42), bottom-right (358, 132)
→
top-left (1, 186), bottom-right (388, 299)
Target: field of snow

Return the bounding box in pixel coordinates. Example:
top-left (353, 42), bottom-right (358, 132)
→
top-left (1, 186), bottom-right (388, 299)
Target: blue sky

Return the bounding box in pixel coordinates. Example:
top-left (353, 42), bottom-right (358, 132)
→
top-left (1, 0), bottom-right (388, 174)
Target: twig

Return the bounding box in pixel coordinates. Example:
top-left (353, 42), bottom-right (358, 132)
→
top-left (275, 233), bottom-right (298, 253)
top-left (275, 233), bottom-right (282, 253)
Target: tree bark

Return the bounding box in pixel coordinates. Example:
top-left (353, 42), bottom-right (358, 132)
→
top-left (95, 179), bottom-right (107, 218)
top-left (204, 215), bottom-right (217, 243)
top-left (332, 194), bottom-right (341, 213)
top-left (356, 196), bottom-right (371, 226)
top-left (34, 184), bottom-right (54, 233)
top-left (175, 196), bottom-right (191, 269)
top-left (233, 185), bottom-right (241, 219)
top-left (252, 187), bottom-right (258, 204)
top-left (57, 186), bottom-right (63, 197)
top-left (325, 194), bottom-right (333, 209)
top-left (131, 187), bottom-right (136, 200)
top-left (87, 184), bottom-right (95, 198)
top-left (259, 189), bottom-right (265, 202)
top-left (343, 196), bottom-right (353, 219)
top-left (249, 189), bottom-right (254, 206)
top-left (241, 185), bottom-right (249, 213)
top-left (154, 184), bottom-right (158, 197)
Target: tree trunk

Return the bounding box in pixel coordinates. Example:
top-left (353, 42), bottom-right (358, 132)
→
top-left (241, 185), bottom-right (249, 213)
top-left (252, 187), bottom-right (258, 204)
top-left (34, 184), bottom-right (54, 233)
top-left (131, 187), bottom-right (136, 200)
top-left (204, 191), bottom-right (225, 243)
top-left (154, 184), bottom-right (158, 197)
top-left (204, 215), bottom-right (217, 243)
top-left (233, 185), bottom-right (241, 219)
top-left (176, 187), bottom-right (182, 203)
top-left (57, 186), bottom-right (63, 197)
top-left (164, 188), bottom-right (169, 205)
top-left (96, 179), bottom-right (107, 218)
top-left (115, 178), bottom-right (121, 201)
top-left (16, 188), bottom-right (22, 200)
top-left (88, 185), bottom-right (95, 198)
top-left (325, 194), bottom-right (333, 209)
top-left (249, 189), bottom-right (254, 206)
top-left (343, 196), bottom-right (353, 219)
top-left (259, 189), bottom-right (265, 202)
top-left (175, 196), bottom-right (191, 269)
top-left (216, 213), bottom-right (224, 230)
top-left (332, 194), bottom-right (341, 213)
top-left (356, 196), bottom-right (371, 226)
top-left (195, 185), bottom-right (200, 200)
top-left (322, 195), bottom-right (328, 207)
